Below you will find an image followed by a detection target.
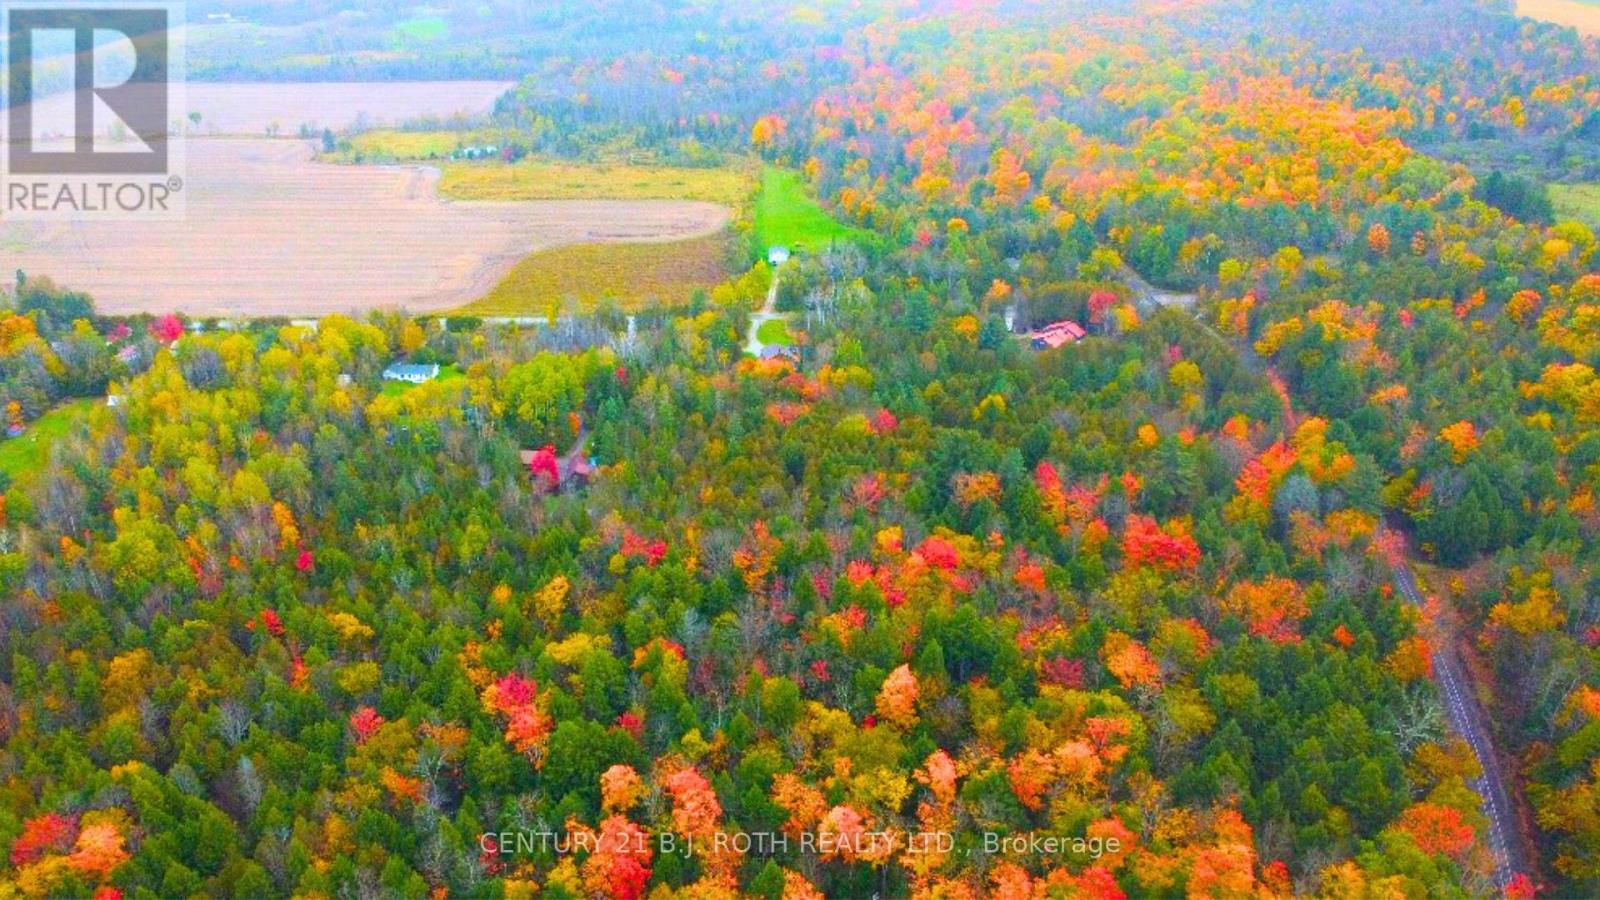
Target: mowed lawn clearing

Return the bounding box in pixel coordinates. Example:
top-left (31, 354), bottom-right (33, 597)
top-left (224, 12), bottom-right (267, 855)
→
top-left (0, 399), bottom-right (96, 482)
top-left (455, 236), bottom-right (728, 315)
top-left (756, 317), bottom-right (793, 345)
top-left (440, 160), bottom-right (754, 207)
top-left (1552, 183), bottom-right (1600, 229)
top-left (754, 167), bottom-right (869, 252)
top-left (382, 364), bottom-right (464, 397)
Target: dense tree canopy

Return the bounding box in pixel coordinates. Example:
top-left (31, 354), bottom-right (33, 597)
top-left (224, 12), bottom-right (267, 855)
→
top-left (2, 0), bottom-right (1598, 897)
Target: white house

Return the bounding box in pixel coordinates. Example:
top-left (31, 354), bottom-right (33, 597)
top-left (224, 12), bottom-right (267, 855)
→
top-left (382, 363), bottom-right (440, 384)
top-left (767, 246), bottom-right (791, 267)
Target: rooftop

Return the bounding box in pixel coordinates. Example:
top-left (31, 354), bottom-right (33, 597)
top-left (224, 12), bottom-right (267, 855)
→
top-left (1028, 320), bottom-right (1086, 349)
top-left (383, 363), bottom-right (440, 380)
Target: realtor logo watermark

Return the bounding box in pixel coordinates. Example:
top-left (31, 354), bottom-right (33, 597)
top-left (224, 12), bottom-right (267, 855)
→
top-left (1, 1), bottom-right (184, 218)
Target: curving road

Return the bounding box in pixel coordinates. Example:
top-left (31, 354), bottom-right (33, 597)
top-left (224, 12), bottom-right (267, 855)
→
top-left (1129, 259), bottom-right (1530, 892)
top-left (1391, 561), bottom-right (1525, 891)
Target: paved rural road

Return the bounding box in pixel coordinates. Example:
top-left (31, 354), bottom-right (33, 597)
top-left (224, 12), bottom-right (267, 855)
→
top-left (1133, 264), bottom-right (1525, 889)
top-left (1391, 561), bottom-right (1524, 891)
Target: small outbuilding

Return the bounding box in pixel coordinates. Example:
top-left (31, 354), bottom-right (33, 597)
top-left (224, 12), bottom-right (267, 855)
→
top-left (759, 344), bottom-right (799, 362)
top-left (767, 246), bottom-right (791, 267)
top-left (382, 363), bottom-right (440, 384)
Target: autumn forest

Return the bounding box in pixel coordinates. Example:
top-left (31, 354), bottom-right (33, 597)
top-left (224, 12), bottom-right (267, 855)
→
top-left (2, 0), bottom-right (1599, 897)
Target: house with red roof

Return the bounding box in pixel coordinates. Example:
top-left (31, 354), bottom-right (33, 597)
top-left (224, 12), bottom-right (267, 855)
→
top-left (1028, 320), bottom-right (1086, 350)
top-left (520, 445), bottom-right (598, 490)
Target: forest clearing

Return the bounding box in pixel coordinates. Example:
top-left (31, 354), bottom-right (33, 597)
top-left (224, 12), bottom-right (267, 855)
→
top-left (0, 399), bottom-right (95, 483)
top-left (754, 166), bottom-right (871, 250)
top-left (1552, 183), bottom-right (1600, 229)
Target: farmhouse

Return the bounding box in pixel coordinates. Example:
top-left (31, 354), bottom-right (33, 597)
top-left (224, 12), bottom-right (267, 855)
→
top-left (382, 363), bottom-right (440, 384)
top-left (1028, 320), bottom-right (1086, 350)
top-left (767, 246), bottom-right (791, 267)
top-left (520, 446), bottom-right (598, 490)
top-left (760, 344), bottom-right (799, 363)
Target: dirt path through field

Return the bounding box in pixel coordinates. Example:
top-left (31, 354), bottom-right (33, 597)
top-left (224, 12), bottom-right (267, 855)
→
top-left (0, 140), bottom-right (732, 316)
top-left (745, 268), bottom-right (784, 355)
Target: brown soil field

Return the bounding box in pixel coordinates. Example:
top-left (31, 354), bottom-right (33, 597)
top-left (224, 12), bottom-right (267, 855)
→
top-left (1516, 0), bottom-right (1600, 35)
top-left (0, 140), bottom-right (732, 316)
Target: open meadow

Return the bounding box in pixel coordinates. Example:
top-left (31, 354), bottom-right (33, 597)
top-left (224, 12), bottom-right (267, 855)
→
top-left (321, 130), bottom-right (755, 207)
top-left (0, 140), bottom-right (731, 316)
top-left (329, 129), bottom-right (515, 161)
top-left (438, 158), bottom-right (754, 206)
top-left (1552, 183), bottom-right (1600, 229)
top-left (452, 235), bottom-right (729, 315)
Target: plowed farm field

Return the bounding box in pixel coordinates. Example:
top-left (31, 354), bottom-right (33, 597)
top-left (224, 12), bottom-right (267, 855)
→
top-left (0, 140), bottom-right (732, 316)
